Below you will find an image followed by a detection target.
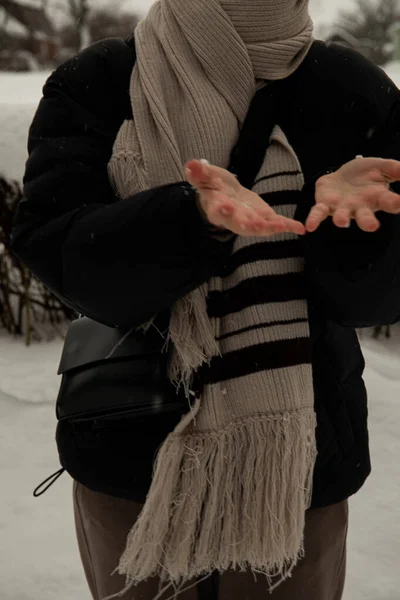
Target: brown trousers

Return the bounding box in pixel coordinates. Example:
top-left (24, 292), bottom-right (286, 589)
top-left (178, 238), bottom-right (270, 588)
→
top-left (74, 482), bottom-right (348, 600)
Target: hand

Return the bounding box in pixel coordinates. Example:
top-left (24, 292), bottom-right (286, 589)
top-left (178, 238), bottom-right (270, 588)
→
top-left (306, 157), bottom-right (400, 233)
top-left (185, 160), bottom-right (306, 236)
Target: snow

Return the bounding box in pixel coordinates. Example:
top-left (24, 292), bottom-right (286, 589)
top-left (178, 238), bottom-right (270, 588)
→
top-left (0, 391), bottom-right (86, 600)
top-left (0, 331), bottom-right (62, 402)
top-left (0, 335), bottom-right (87, 600)
top-left (0, 71), bottom-right (50, 181)
top-left (383, 61), bottom-right (400, 89)
top-left (348, 332), bottom-right (400, 600)
top-left (0, 331), bottom-right (400, 600)
top-left (0, 72), bottom-right (49, 107)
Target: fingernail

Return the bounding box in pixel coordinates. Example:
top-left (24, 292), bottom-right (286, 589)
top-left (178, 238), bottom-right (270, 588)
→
top-left (344, 223), bottom-right (351, 228)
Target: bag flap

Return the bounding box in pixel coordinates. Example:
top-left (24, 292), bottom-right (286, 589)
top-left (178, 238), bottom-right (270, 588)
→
top-left (58, 317), bottom-right (166, 375)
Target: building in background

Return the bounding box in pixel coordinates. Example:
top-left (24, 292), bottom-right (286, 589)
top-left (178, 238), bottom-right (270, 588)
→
top-left (0, 0), bottom-right (58, 70)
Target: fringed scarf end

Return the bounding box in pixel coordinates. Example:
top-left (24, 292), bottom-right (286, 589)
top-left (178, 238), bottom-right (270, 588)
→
top-left (117, 408), bottom-right (317, 592)
top-left (168, 286), bottom-right (219, 396)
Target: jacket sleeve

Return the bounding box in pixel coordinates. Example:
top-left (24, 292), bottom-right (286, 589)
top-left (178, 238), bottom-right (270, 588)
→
top-left (11, 39), bottom-right (233, 327)
top-left (297, 75), bottom-right (400, 329)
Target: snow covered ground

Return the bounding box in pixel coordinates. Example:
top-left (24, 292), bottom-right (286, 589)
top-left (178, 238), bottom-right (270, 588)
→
top-left (0, 71), bottom-right (50, 181)
top-left (0, 331), bottom-right (400, 600)
top-left (0, 331), bottom-right (62, 402)
top-left (0, 334), bottom-right (86, 600)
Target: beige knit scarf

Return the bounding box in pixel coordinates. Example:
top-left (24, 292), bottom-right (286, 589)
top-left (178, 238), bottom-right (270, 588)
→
top-left (108, 0), bottom-right (316, 594)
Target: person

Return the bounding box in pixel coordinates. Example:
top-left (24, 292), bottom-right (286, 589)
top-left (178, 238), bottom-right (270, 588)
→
top-left (11, 1), bottom-right (400, 599)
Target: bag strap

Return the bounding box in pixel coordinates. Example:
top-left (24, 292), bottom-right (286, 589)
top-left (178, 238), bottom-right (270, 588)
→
top-left (33, 468), bottom-right (65, 498)
top-left (228, 83), bottom-right (281, 189)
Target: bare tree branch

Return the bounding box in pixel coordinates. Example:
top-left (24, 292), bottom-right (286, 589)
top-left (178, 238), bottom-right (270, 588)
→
top-left (0, 175), bottom-right (75, 344)
top-left (336, 0), bottom-right (400, 65)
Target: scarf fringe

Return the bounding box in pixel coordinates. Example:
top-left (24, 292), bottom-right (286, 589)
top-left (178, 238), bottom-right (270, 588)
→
top-left (168, 286), bottom-right (220, 395)
top-left (117, 408), bottom-right (317, 592)
top-left (108, 119), bottom-right (149, 198)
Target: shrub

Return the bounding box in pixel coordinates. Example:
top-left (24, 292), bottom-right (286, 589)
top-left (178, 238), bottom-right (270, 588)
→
top-left (0, 175), bottom-right (75, 344)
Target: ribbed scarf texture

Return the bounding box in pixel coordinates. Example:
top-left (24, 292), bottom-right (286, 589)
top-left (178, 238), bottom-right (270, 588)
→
top-left (108, 0), bottom-right (317, 594)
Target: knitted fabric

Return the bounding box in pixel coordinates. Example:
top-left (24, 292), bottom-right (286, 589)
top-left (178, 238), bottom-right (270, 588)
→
top-left (108, 0), bottom-right (316, 592)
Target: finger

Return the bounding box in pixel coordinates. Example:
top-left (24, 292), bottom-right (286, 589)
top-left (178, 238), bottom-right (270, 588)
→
top-left (255, 220), bottom-right (294, 235)
top-left (228, 204), bottom-right (294, 236)
top-left (235, 202), bottom-right (304, 235)
top-left (224, 212), bottom-right (278, 235)
top-left (355, 207), bottom-right (380, 232)
top-left (306, 204), bottom-right (330, 232)
top-left (278, 216), bottom-right (306, 236)
top-left (234, 204), bottom-right (283, 233)
top-left (185, 160), bottom-right (227, 190)
top-left (377, 189), bottom-right (400, 214)
top-left (332, 207), bottom-right (352, 228)
top-left (248, 218), bottom-right (295, 236)
top-left (379, 159), bottom-right (400, 183)
top-left (246, 200), bottom-right (305, 235)
top-left (185, 160), bottom-right (241, 197)
top-left (207, 193), bottom-right (305, 236)
top-left (185, 159), bottom-right (211, 188)
top-left (237, 214), bottom-right (304, 236)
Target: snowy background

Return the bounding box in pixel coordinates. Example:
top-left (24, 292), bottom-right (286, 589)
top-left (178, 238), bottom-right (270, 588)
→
top-left (1, 1), bottom-right (400, 599)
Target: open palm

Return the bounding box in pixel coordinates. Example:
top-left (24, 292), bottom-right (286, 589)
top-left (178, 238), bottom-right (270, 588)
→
top-left (306, 158), bottom-right (400, 232)
top-left (185, 159), bottom-right (305, 236)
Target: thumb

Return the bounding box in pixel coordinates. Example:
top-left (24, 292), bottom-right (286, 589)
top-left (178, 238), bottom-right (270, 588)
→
top-left (184, 159), bottom-right (211, 188)
top-left (376, 159), bottom-right (400, 183)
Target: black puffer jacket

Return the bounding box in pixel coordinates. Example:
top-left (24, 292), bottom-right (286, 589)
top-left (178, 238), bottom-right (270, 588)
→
top-left (11, 37), bottom-right (400, 508)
